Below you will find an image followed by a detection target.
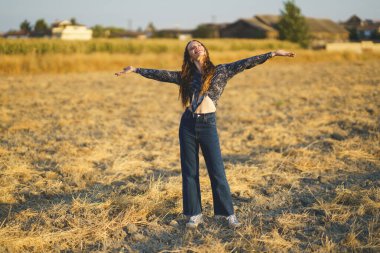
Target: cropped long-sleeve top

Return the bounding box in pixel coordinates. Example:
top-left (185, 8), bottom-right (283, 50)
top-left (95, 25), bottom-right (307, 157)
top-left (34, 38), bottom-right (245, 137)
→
top-left (135, 52), bottom-right (274, 109)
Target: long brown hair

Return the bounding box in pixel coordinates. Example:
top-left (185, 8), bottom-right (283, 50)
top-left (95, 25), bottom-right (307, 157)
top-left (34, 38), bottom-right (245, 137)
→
top-left (179, 40), bottom-right (216, 107)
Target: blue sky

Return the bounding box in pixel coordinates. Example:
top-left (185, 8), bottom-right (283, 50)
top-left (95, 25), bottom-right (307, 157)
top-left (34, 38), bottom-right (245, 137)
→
top-left (0, 0), bottom-right (379, 32)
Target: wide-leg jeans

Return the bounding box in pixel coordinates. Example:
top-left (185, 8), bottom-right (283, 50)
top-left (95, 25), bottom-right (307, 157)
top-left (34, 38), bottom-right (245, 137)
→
top-left (179, 107), bottom-right (234, 216)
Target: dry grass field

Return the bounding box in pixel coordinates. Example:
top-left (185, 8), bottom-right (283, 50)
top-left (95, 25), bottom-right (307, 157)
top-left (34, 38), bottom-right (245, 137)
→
top-left (0, 49), bottom-right (379, 252)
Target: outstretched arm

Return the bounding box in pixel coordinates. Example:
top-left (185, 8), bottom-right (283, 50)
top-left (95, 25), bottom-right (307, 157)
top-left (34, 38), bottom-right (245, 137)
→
top-left (115, 66), bottom-right (181, 85)
top-left (223, 50), bottom-right (295, 79)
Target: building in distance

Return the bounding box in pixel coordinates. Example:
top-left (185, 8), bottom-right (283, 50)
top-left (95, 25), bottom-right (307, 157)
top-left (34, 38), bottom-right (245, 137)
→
top-left (51, 20), bottom-right (92, 40)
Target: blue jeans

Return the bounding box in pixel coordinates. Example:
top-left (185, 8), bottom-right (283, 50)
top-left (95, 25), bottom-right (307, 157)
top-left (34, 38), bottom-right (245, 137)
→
top-left (179, 107), bottom-right (234, 216)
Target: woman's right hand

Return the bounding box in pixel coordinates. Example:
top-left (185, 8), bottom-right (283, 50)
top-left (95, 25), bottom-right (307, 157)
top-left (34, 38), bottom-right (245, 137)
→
top-left (115, 66), bottom-right (136, 77)
top-left (273, 50), bottom-right (295, 57)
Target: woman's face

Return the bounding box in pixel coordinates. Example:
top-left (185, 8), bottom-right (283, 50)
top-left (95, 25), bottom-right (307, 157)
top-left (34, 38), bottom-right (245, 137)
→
top-left (187, 41), bottom-right (206, 61)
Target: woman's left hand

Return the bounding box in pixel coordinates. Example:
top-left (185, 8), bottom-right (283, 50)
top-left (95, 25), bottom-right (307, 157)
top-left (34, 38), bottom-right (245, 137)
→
top-left (273, 50), bottom-right (296, 57)
top-left (114, 66), bottom-right (136, 77)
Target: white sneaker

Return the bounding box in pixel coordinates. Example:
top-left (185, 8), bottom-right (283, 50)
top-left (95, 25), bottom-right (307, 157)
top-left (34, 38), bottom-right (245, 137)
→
top-left (186, 213), bottom-right (203, 228)
top-left (226, 214), bottom-right (241, 228)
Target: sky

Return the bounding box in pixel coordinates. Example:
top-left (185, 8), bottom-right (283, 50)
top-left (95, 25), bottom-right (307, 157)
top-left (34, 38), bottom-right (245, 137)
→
top-left (0, 0), bottom-right (379, 32)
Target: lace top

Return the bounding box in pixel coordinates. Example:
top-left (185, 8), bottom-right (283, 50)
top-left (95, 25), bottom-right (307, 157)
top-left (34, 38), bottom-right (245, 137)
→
top-left (135, 52), bottom-right (273, 108)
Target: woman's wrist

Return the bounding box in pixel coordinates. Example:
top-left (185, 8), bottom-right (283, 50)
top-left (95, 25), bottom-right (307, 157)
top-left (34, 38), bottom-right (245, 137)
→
top-left (271, 51), bottom-right (276, 57)
top-left (123, 66), bottom-right (137, 73)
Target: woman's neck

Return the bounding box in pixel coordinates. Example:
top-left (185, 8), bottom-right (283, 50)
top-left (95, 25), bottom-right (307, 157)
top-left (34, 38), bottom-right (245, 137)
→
top-left (194, 60), bottom-right (204, 74)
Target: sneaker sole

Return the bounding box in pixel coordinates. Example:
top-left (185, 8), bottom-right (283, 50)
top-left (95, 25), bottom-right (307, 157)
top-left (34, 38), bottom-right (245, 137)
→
top-left (186, 219), bottom-right (203, 229)
top-left (229, 223), bottom-right (241, 229)
top-left (186, 223), bottom-right (199, 229)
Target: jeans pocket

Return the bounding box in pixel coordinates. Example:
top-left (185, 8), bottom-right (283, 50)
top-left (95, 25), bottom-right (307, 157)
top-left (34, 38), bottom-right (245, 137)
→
top-left (206, 116), bottom-right (216, 126)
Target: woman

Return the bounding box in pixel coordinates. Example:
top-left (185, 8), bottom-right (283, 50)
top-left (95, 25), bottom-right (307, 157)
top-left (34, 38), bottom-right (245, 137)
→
top-left (115, 40), bottom-right (295, 229)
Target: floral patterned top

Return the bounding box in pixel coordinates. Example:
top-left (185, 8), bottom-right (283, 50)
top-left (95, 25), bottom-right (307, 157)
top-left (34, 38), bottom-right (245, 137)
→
top-left (135, 52), bottom-right (273, 109)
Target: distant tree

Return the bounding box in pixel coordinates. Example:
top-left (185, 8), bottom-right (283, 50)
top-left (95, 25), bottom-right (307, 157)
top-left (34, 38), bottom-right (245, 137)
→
top-left (192, 24), bottom-right (217, 38)
top-left (70, 17), bottom-right (77, 25)
top-left (108, 27), bottom-right (129, 38)
top-left (374, 30), bottom-right (380, 40)
top-left (154, 30), bottom-right (177, 38)
top-left (92, 25), bottom-right (106, 38)
top-left (20, 20), bottom-right (32, 33)
top-left (278, 0), bottom-right (310, 48)
top-left (33, 19), bottom-right (50, 37)
top-left (92, 25), bottom-right (132, 38)
top-left (145, 22), bottom-right (156, 37)
top-left (347, 28), bottom-right (359, 41)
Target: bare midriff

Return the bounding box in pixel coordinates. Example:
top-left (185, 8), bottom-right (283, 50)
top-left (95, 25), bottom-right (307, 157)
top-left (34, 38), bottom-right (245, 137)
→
top-left (188, 94), bottom-right (216, 114)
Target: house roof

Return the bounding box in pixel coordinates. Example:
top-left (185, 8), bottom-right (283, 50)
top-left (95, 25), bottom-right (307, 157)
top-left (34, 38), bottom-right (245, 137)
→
top-left (255, 15), bottom-right (281, 27)
top-left (255, 14), bottom-right (347, 34)
top-left (198, 22), bottom-right (229, 29)
top-left (356, 24), bottom-right (380, 31)
top-left (51, 20), bottom-right (86, 28)
top-left (307, 17), bottom-right (347, 33)
top-left (239, 17), bottom-right (278, 32)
